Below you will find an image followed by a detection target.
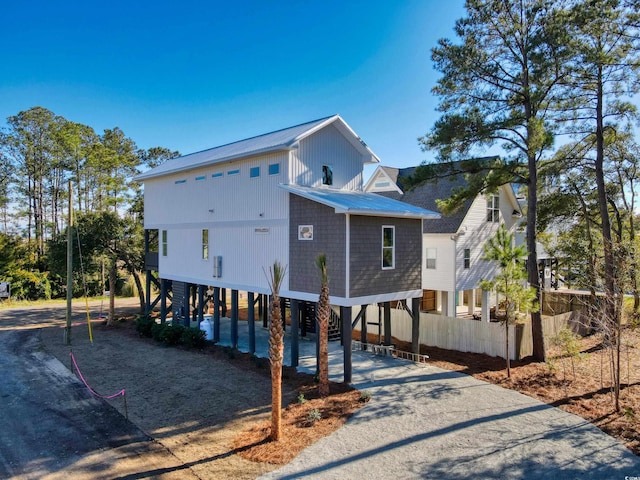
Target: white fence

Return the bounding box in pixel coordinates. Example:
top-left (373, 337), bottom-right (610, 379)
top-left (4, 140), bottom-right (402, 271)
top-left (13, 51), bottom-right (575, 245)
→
top-left (361, 305), bottom-right (576, 361)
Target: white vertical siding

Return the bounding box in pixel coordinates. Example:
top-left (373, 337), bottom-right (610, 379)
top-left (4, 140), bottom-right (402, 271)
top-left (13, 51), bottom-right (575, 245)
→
top-left (144, 151), bottom-right (289, 228)
top-left (455, 195), bottom-right (499, 290)
top-left (158, 223), bottom-right (289, 293)
top-left (289, 123), bottom-right (363, 190)
top-left (421, 234), bottom-right (456, 291)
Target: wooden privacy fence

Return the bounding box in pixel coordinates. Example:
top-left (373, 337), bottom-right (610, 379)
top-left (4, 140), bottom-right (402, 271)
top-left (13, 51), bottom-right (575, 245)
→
top-left (363, 305), bottom-right (579, 361)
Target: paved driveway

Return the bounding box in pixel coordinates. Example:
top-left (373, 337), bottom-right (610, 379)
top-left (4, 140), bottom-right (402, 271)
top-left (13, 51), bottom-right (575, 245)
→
top-left (213, 318), bottom-right (640, 479)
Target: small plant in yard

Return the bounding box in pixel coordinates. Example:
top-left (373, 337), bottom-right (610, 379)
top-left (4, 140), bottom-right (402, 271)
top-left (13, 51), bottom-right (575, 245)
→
top-left (552, 328), bottom-right (583, 381)
top-left (306, 408), bottom-right (321, 426)
top-left (135, 315), bottom-right (155, 338)
top-left (181, 327), bottom-right (206, 349)
top-left (359, 390), bottom-right (372, 402)
top-left (297, 392), bottom-right (307, 404)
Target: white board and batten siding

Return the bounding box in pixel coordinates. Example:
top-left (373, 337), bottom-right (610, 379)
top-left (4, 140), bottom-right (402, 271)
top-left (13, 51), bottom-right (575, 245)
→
top-left (290, 123), bottom-right (364, 190)
top-left (454, 187), bottom-right (519, 291)
top-left (144, 150), bottom-right (291, 293)
top-left (422, 234), bottom-right (456, 292)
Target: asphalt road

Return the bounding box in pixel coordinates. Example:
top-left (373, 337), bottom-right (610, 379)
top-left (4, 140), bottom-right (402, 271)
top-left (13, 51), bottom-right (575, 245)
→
top-left (0, 302), bottom-right (197, 480)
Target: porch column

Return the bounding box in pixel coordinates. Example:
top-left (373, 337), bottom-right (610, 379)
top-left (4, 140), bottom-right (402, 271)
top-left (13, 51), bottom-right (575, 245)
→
top-left (468, 289), bottom-right (476, 316)
top-left (342, 306), bottom-right (353, 383)
top-left (231, 289), bottom-right (239, 349)
top-left (160, 279), bottom-right (168, 323)
top-left (248, 292), bottom-right (256, 354)
top-left (360, 305), bottom-right (368, 345)
top-left (383, 302), bottom-right (391, 345)
top-left (411, 297), bottom-right (421, 354)
top-left (482, 289), bottom-right (491, 322)
top-left (213, 287), bottom-right (220, 342)
top-left (197, 285), bottom-right (205, 324)
top-left (290, 299), bottom-right (299, 367)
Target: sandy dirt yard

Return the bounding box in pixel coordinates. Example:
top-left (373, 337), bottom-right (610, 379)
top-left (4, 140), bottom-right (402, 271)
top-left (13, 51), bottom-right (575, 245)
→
top-left (37, 301), bottom-right (300, 480)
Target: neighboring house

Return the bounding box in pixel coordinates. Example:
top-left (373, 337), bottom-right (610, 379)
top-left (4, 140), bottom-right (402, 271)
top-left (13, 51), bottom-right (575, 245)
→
top-left (365, 161), bottom-right (523, 321)
top-left (135, 115), bottom-right (439, 380)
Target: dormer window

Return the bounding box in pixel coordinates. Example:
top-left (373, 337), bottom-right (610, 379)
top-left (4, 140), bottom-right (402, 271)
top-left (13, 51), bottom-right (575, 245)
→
top-left (487, 195), bottom-right (499, 222)
top-left (322, 165), bottom-right (333, 186)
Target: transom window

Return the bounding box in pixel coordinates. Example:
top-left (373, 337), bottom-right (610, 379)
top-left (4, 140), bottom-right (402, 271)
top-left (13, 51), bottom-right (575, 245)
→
top-left (487, 195), bottom-right (500, 223)
top-left (426, 248), bottom-right (437, 269)
top-left (268, 163), bottom-right (280, 175)
top-left (382, 226), bottom-right (395, 269)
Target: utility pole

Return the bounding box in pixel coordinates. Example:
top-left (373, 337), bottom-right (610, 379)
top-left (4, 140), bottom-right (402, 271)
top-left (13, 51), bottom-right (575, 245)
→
top-left (65, 181), bottom-right (73, 345)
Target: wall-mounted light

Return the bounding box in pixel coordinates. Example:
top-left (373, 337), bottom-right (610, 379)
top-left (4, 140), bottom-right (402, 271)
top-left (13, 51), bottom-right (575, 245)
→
top-left (208, 209), bottom-right (215, 213)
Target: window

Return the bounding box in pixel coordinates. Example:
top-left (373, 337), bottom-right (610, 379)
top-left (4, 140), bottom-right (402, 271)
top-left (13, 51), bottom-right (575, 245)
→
top-left (268, 163), bottom-right (280, 175)
top-left (382, 226), bottom-right (395, 269)
top-left (322, 165), bottom-right (333, 186)
top-left (174, 179), bottom-right (186, 185)
top-left (202, 229), bottom-right (209, 260)
top-left (195, 175), bottom-right (206, 181)
top-left (426, 248), bottom-right (437, 269)
top-left (227, 169), bottom-right (240, 176)
top-left (162, 230), bottom-right (168, 256)
top-left (487, 195), bottom-right (500, 222)
top-left (464, 248), bottom-right (471, 269)
top-left (212, 172), bottom-right (223, 178)
top-left (250, 166), bottom-right (260, 178)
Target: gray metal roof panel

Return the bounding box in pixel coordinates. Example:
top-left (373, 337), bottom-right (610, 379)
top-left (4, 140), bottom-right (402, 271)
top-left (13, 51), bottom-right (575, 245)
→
top-left (280, 184), bottom-right (440, 219)
top-left (135, 115), bottom-right (379, 181)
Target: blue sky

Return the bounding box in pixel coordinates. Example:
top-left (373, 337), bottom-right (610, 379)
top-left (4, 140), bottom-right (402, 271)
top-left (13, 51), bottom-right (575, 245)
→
top-left (1, 0), bottom-right (466, 180)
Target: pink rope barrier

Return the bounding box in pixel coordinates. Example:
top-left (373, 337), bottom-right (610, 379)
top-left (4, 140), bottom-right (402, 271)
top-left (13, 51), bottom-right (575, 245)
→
top-left (70, 351), bottom-right (125, 399)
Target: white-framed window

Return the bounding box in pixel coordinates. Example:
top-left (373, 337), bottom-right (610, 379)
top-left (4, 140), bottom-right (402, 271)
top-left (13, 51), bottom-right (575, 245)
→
top-left (464, 248), bottom-right (471, 269)
top-left (322, 165), bottom-right (333, 186)
top-left (382, 226), bottom-right (395, 269)
top-left (298, 225), bottom-right (313, 240)
top-left (426, 248), bottom-right (437, 269)
top-left (487, 195), bottom-right (500, 222)
top-left (212, 172), bottom-right (223, 179)
top-left (195, 175), bottom-right (206, 181)
top-left (162, 230), bottom-right (168, 257)
top-left (227, 169), bottom-right (240, 176)
top-left (174, 179), bottom-right (186, 185)
top-left (202, 229), bottom-right (209, 260)
top-left (268, 163), bottom-right (280, 175)
top-left (250, 166), bottom-right (260, 178)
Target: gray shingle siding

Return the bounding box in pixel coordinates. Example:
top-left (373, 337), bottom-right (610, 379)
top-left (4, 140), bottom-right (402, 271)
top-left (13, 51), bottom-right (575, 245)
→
top-left (349, 216), bottom-right (422, 297)
top-left (289, 194), bottom-right (346, 297)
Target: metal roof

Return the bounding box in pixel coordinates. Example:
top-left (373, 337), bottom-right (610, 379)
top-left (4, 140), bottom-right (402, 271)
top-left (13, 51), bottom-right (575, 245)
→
top-left (279, 184), bottom-right (440, 219)
top-left (377, 166), bottom-right (474, 233)
top-left (135, 115), bottom-right (379, 181)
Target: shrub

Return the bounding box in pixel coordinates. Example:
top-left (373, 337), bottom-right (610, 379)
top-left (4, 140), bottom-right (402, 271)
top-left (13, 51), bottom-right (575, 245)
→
top-left (159, 324), bottom-right (185, 346)
top-left (135, 315), bottom-right (155, 338)
top-left (181, 327), bottom-right (206, 349)
top-left (360, 390), bottom-right (372, 402)
top-left (151, 322), bottom-right (166, 342)
top-left (297, 392), bottom-right (307, 404)
top-left (306, 408), bottom-right (321, 426)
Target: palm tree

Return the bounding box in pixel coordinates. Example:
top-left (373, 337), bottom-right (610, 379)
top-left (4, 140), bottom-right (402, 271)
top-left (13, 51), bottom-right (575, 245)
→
top-left (264, 261), bottom-right (286, 441)
top-left (316, 254), bottom-right (330, 397)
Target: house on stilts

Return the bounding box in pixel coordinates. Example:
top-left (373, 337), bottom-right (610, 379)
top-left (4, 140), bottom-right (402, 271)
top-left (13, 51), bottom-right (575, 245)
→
top-left (135, 115), bottom-right (439, 381)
